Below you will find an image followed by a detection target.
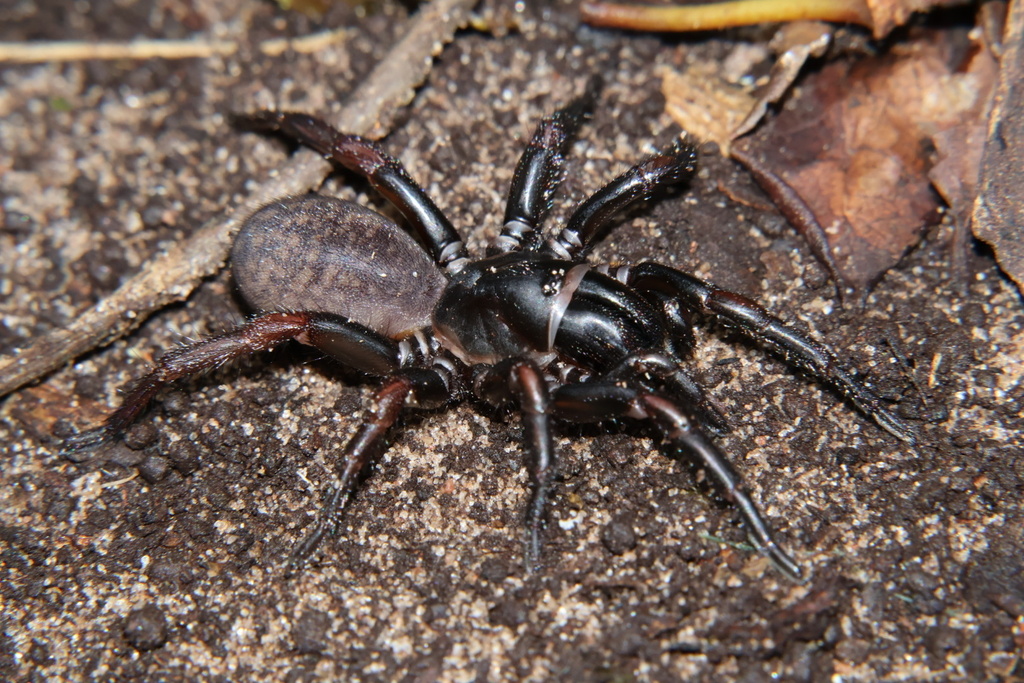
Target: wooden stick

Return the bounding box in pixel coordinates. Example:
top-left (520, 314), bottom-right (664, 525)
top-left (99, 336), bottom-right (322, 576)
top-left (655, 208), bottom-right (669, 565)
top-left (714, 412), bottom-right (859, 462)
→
top-left (0, 27), bottom-right (352, 63)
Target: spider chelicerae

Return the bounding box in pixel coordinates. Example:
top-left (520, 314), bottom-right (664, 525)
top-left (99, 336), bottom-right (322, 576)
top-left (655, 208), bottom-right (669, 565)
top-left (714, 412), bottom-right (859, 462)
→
top-left (66, 79), bottom-right (913, 580)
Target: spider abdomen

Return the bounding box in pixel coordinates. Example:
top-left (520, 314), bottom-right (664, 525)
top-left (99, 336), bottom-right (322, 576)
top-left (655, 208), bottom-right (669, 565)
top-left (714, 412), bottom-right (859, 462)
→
top-left (232, 195), bottom-right (447, 339)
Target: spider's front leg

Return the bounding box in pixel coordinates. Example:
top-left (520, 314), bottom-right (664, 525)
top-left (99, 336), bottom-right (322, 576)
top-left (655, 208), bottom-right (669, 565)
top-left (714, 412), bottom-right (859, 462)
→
top-left (627, 263), bottom-right (916, 443)
top-left (550, 375), bottom-right (804, 581)
top-left (474, 358), bottom-right (555, 572)
top-left (544, 137), bottom-right (698, 260)
top-left (496, 76), bottom-right (601, 253)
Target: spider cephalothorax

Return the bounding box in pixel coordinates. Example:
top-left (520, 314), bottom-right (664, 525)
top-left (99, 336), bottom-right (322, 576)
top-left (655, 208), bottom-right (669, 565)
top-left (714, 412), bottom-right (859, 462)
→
top-left (67, 80), bottom-right (913, 580)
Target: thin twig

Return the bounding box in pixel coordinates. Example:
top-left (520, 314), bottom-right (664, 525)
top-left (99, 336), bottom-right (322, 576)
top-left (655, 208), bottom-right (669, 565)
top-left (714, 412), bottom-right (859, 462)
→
top-left (0, 0), bottom-right (476, 399)
top-left (729, 145), bottom-right (851, 305)
top-left (0, 27), bottom-right (352, 63)
top-left (0, 39), bottom-right (238, 62)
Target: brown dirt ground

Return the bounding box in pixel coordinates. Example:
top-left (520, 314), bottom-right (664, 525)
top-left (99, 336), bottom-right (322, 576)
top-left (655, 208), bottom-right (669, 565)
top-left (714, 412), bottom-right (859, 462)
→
top-left (1, 1), bottom-right (1022, 681)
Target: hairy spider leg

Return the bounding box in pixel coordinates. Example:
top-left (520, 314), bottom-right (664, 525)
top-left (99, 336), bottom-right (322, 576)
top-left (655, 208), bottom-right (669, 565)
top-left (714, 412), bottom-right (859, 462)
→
top-left (545, 139), bottom-right (699, 259)
top-left (62, 311), bottom-right (403, 454)
top-left (473, 359), bottom-right (555, 572)
top-left (234, 112), bottom-right (469, 273)
top-left (628, 263), bottom-right (916, 443)
top-left (286, 376), bottom-right (412, 573)
top-left (496, 76), bottom-right (602, 254)
top-left (549, 378), bottom-right (804, 581)
top-left (63, 309), bottom-right (460, 571)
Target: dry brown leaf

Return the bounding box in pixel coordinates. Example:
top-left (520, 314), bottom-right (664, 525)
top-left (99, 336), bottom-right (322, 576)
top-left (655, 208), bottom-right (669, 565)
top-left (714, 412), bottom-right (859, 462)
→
top-left (928, 40), bottom-right (998, 279)
top-left (732, 22), bottom-right (833, 140)
top-left (865, 0), bottom-right (967, 37)
top-left (972, 0), bottom-right (1024, 294)
top-left (741, 37), bottom-right (993, 295)
top-left (660, 62), bottom-right (756, 151)
top-left (661, 22), bottom-right (832, 153)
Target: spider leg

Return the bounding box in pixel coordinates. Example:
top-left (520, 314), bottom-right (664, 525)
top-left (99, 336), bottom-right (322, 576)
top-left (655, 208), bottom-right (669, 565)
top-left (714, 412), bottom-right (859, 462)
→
top-left (603, 351), bottom-right (729, 435)
top-left (639, 287), bottom-right (697, 358)
top-left (287, 363), bottom-right (454, 574)
top-left (549, 379), bottom-right (804, 581)
top-left (474, 359), bottom-right (555, 572)
top-left (496, 76), bottom-right (601, 253)
top-left (627, 262), bottom-right (916, 443)
top-left (62, 311), bottom-right (403, 455)
top-left (234, 112), bottom-right (468, 272)
top-left (544, 139), bottom-right (698, 259)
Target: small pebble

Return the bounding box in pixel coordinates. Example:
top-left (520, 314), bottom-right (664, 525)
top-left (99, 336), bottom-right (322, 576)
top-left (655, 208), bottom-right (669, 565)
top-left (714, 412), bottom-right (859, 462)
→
top-left (124, 603), bottom-right (168, 651)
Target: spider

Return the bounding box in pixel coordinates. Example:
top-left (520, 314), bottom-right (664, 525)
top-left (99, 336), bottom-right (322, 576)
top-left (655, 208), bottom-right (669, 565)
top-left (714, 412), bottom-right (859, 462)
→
top-left (66, 80), bottom-right (913, 581)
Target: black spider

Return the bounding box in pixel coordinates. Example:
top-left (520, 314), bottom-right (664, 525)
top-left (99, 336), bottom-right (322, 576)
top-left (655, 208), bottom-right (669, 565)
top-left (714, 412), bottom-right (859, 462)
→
top-left (66, 80), bottom-right (914, 581)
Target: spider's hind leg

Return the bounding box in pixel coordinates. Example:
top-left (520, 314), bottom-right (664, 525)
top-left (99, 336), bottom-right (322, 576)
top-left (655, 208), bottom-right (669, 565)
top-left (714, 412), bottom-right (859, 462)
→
top-left (62, 312), bottom-right (402, 455)
top-left (288, 374), bottom-right (413, 572)
top-left (233, 111), bottom-right (468, 272)
top-left (287, 362), bottom-right (456, 574)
